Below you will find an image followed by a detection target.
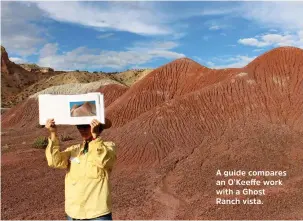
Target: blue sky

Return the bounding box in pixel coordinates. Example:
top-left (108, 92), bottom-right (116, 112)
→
top-left (2, 1), bottom-right (303, 72)
top-left (70, 101), bottom-right (96, 110)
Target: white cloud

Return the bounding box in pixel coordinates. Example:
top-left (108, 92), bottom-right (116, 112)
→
top-left (269, 29), bottom-right (278, 33)
top-left (191, 55), bottom-right (256, 69)
top-left (209, 25), bottom-right (221, 31)
top-left (34, 2), bottom-right (172, 36)
top-left (4, 1), bottom-right (303, 70)
top-left (192, 56), bottom-right (203, 62)
top-left (39, 43), bottom-right (59, 57)
top-left (238, 38), bottom-right (269, 47)
top-left (200, 2), bottom-right (303, 32)
top-left (238, 32), bottom-right (303, 48)
top-left (2, 1), bottom-right (192, 60)
top-left (253, 49), bottom-right (264, 52)
top-left (1, 2), bottom-right (46, 56)
top-left (236, 3), bottom-right (303, 49)
top-left (240, 2), bottom-right (303, 31)
top-left (205, 18), bottom-right (230, 31)
top-left (97, 33), bottom-right (114, 39)
top-left (207, 55), bottom-right (257, 69)
top-left (262, 34), bottom-right (296, 46)
top-left (128, 41), bottom-right (179, 51)
top-left (37, 41), bottom-right (185, 70)
top-left (206, 61), bottom-right (215, 67)
top-left (200, 7), bottom-right (239, 16)
top-left (9, 57), bottom-right (27, 64)
top-left (171, 32), bottom-right (187, 40)
top-left (200, 3), bottom-right (303, 49)
top-left (31, 2), bottom-right (203, 37)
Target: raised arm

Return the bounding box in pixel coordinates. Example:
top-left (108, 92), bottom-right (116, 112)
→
top-left (90, 119), bottom-right (117, 172)
top-left (45, 119), bottom-right (74, 169)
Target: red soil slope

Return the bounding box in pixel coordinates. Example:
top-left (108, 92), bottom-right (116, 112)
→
top-left (96, 84), bottom-right (128, 107)
top-left (106, 58), bottom-right (238, 127)
top-left (1, 98), bottom-right (39, 128)
top-left (1, 47), bottom-right (303, 220)
top-left (105, 47), bottom-right (303, 219)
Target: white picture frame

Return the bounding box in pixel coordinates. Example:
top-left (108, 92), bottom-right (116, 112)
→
top-left (38, 92), bottom-right (105, 125)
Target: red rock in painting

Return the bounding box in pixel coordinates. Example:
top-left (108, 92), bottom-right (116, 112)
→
top-left (70, 101), bottom-right (96, 117)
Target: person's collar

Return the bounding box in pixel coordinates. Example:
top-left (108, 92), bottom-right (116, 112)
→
top-left (80, 136), bottom-right (102, 154)
top-left (81, 136), bottom-right (101, 145)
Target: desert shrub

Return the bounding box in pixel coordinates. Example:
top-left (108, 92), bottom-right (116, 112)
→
top-left (2, 144), bottom-right (9, 152)
top-left (32, 136), bottom-right (48, 149)
top-left (60, 133), bottom-right (74, 142)
top-left (3, 144), bottom-right (9, 149)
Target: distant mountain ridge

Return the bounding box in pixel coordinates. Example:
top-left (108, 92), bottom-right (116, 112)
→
top-left (0, 46), bottom-right (153, 108)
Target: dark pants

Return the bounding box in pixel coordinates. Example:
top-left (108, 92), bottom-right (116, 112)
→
top-left (67, 213), bottom-right (112, 220)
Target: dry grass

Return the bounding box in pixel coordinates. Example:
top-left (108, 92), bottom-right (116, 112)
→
top-left (110, 69), bottom-right (154, 86)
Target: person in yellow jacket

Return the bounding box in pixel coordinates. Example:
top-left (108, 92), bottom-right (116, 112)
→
top-left (45, 117), bottom-right (116, 220)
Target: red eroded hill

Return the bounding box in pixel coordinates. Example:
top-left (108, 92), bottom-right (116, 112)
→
top-left (106, 47), bottom-right (303, 166)
top-left (102, 47), bottom-right (303, 219)
top-left (1, 46), bottom-right (39, 106)
top-left (244, 47), bottom-right (303, 126)
top-left (106, 58), bottom-right (239, 127)
top-left (1, 47), bottom-right (303, 220)
top-left (96, 84), bottom-right (128, 107)
top-left (1, 46), bottom-right (59, 108)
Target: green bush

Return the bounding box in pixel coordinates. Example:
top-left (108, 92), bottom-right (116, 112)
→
top-left (33, 136), bottom-right (48, 149)
top-left (60, 133), bottom-right (74, 142)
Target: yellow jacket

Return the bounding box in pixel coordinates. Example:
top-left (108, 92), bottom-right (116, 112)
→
top-left (45, 137), bottom-right (116, 219)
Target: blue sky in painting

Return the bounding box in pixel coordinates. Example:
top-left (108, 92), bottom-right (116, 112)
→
top-left (70, 101), bottom-right (95, 110)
